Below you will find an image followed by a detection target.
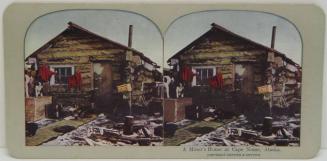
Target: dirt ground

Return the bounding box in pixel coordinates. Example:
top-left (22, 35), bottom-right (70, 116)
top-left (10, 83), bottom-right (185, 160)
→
top-left (181, 114), bottom-right (300, 146)
top-left (26, 115), bottom-right (97, 146)
top-left (29, 114), bottom-right (163, 146)
top-left (164, 118), bottom-right (236, 146)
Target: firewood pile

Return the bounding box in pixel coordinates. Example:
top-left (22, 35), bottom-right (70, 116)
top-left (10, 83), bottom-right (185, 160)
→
top-left (43, 114), bottom-right (163, 146)
top-left (182, 114), bottom-right (300, 146)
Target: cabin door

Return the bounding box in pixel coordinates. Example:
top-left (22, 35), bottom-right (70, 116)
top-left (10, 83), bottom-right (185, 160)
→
top-left (234, 64), bottom-right (255, 94)
top-left (93, 62), bottom-right (113, 109)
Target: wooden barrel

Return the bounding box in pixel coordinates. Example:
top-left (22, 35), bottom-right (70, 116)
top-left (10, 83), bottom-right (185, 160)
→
top-left (262, 116), bottom-right (273, 136)
top-left (123, 116), bottom-right (134, 135)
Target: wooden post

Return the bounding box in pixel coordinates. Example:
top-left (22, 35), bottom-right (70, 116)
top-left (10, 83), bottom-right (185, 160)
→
top-left (129, 90), bottom-right (132, 115)
top-left (125, 50), bottom-right (133, 115)
top-left (232, 64), bottom-right (235, 91)
top-left (90, 63), bottom-right (94, 90)
top-left (270, 63), bottom-right (273, 115)
top-left (267, 53), bottom-right (275, 115)
top-left (125, 45), bottom-right (132, 114)
top-left (269, 26), bottom-right (277, 114)
top-left (129, 65), bottom-right (132, 115)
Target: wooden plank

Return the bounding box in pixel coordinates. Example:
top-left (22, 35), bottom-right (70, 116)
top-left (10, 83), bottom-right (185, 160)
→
top-left (38, 49), bottom-right (124, 59)
top-left (180, 53), bottom-right (261, 61)
top-left (117, 83), bottom-right (132, 93)
top-left (257, 85), bottom-right (273, 94)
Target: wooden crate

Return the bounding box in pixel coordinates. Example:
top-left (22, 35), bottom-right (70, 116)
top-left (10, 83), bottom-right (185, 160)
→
top-left (25, 96), bottom-right (52, 122)
top-left (164, 98), bottom-right (192, 122)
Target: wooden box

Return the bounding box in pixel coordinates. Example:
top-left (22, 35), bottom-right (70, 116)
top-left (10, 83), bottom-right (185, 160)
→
top-left (164, 98), bottom-right (192, 122)
top-left (25, 96), bottom-right (52, 122)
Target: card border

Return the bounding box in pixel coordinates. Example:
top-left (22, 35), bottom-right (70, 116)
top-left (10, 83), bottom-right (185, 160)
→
top-left (4, 2), bottom-right (325, 159)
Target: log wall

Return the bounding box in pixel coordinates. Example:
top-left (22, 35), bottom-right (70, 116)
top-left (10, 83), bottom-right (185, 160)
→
top-left (270, 58), bottom-right (301, 107)
top-left (32, 26), bottom-right (161, 108)
top-left (36, 27), bottom-right (127, 93)
top-left (127, 54), bottom-right (160, 106)
top-left (177, 30), bottom-right (268, 92)
top-left (172, 28), bottom-right (301, 108)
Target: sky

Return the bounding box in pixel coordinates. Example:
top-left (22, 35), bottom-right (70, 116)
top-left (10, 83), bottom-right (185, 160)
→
top-left (164, 11), bottom-right (302, 67)
top-left (25, 10), bottom-right (302, 69)
top-left (25, 10), bottom-right (163, 67)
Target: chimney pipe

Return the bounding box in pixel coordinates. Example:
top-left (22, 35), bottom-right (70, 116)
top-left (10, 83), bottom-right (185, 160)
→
top-left (270, 26), bottom-right (276, 49)
top-left (128, 25), bottom-right (133, 48)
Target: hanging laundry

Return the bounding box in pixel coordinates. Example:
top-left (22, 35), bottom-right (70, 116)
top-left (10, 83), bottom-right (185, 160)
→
top-left (49, 68), bottom-right (56, 85)
top-left (191, 69), bottom-right (197, 87)
top-left (75, 70), bottom-right (82, 89)
top-left (68, 76), bottom-right (76, 90)
top-left (68, 70), bottom-right (82, 90)
top-left (209, 72), bottom-right (224, 89)
top-left (38, 65), bottom-right (55, 82)
top-left (25, 74), bottom-right (32, 97)
top-left (181, 66), bottom-right (193, 82)
top-left (163, 76), bottom-right (172, 98)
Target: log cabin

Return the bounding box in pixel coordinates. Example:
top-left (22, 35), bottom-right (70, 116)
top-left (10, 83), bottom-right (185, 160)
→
top-left (25, 22), bottom-right (161, 113)
top-left (167, 23), bottom-right (301, 109)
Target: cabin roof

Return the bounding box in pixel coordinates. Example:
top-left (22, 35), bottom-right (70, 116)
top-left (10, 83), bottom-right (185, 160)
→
top-left (27, 22), bottom-right (159, 67)
top-left (168, 23), bottom-right (300, 67)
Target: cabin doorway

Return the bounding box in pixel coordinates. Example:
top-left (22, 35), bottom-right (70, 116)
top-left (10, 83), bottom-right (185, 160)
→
top-left (93, 62), bottom-right (113, 110)
top-left (234, 64), bottom-right (255, 94)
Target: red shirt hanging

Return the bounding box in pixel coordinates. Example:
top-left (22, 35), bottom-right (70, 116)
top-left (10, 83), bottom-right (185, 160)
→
top-left (38, 65), bottom-right (55, 82)
top-left (68, 70), bottom-right (82, 90)
top-left (209, 73), bottom-right (224, 89)
top-left (181, 66), bottom-right (193, 82)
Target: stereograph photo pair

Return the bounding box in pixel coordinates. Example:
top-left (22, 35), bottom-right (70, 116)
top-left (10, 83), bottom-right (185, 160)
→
top-left (3, 1), bottom-right (325, 159)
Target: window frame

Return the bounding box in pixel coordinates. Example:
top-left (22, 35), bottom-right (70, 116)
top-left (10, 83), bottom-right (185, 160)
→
top-left (49, 65), bottom-right (75, 85)
top-left (192, 66), bottom-right (216, 86)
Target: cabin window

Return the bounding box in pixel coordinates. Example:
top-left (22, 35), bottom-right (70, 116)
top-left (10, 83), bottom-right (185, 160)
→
top-left (193, 66), bottom-right (216, 86)
top-left (50, 65), bottom-right (75, 85)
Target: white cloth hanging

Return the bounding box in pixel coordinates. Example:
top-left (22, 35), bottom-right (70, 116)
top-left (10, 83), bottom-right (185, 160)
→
top-left (191, 69), bottom-right (197, 87)
top-left (163, 76), bottom-right (171, 98)
top-left (25, 74), bottom-right (31, 97)
top-left (49, 68), bottom-right (56, 85)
